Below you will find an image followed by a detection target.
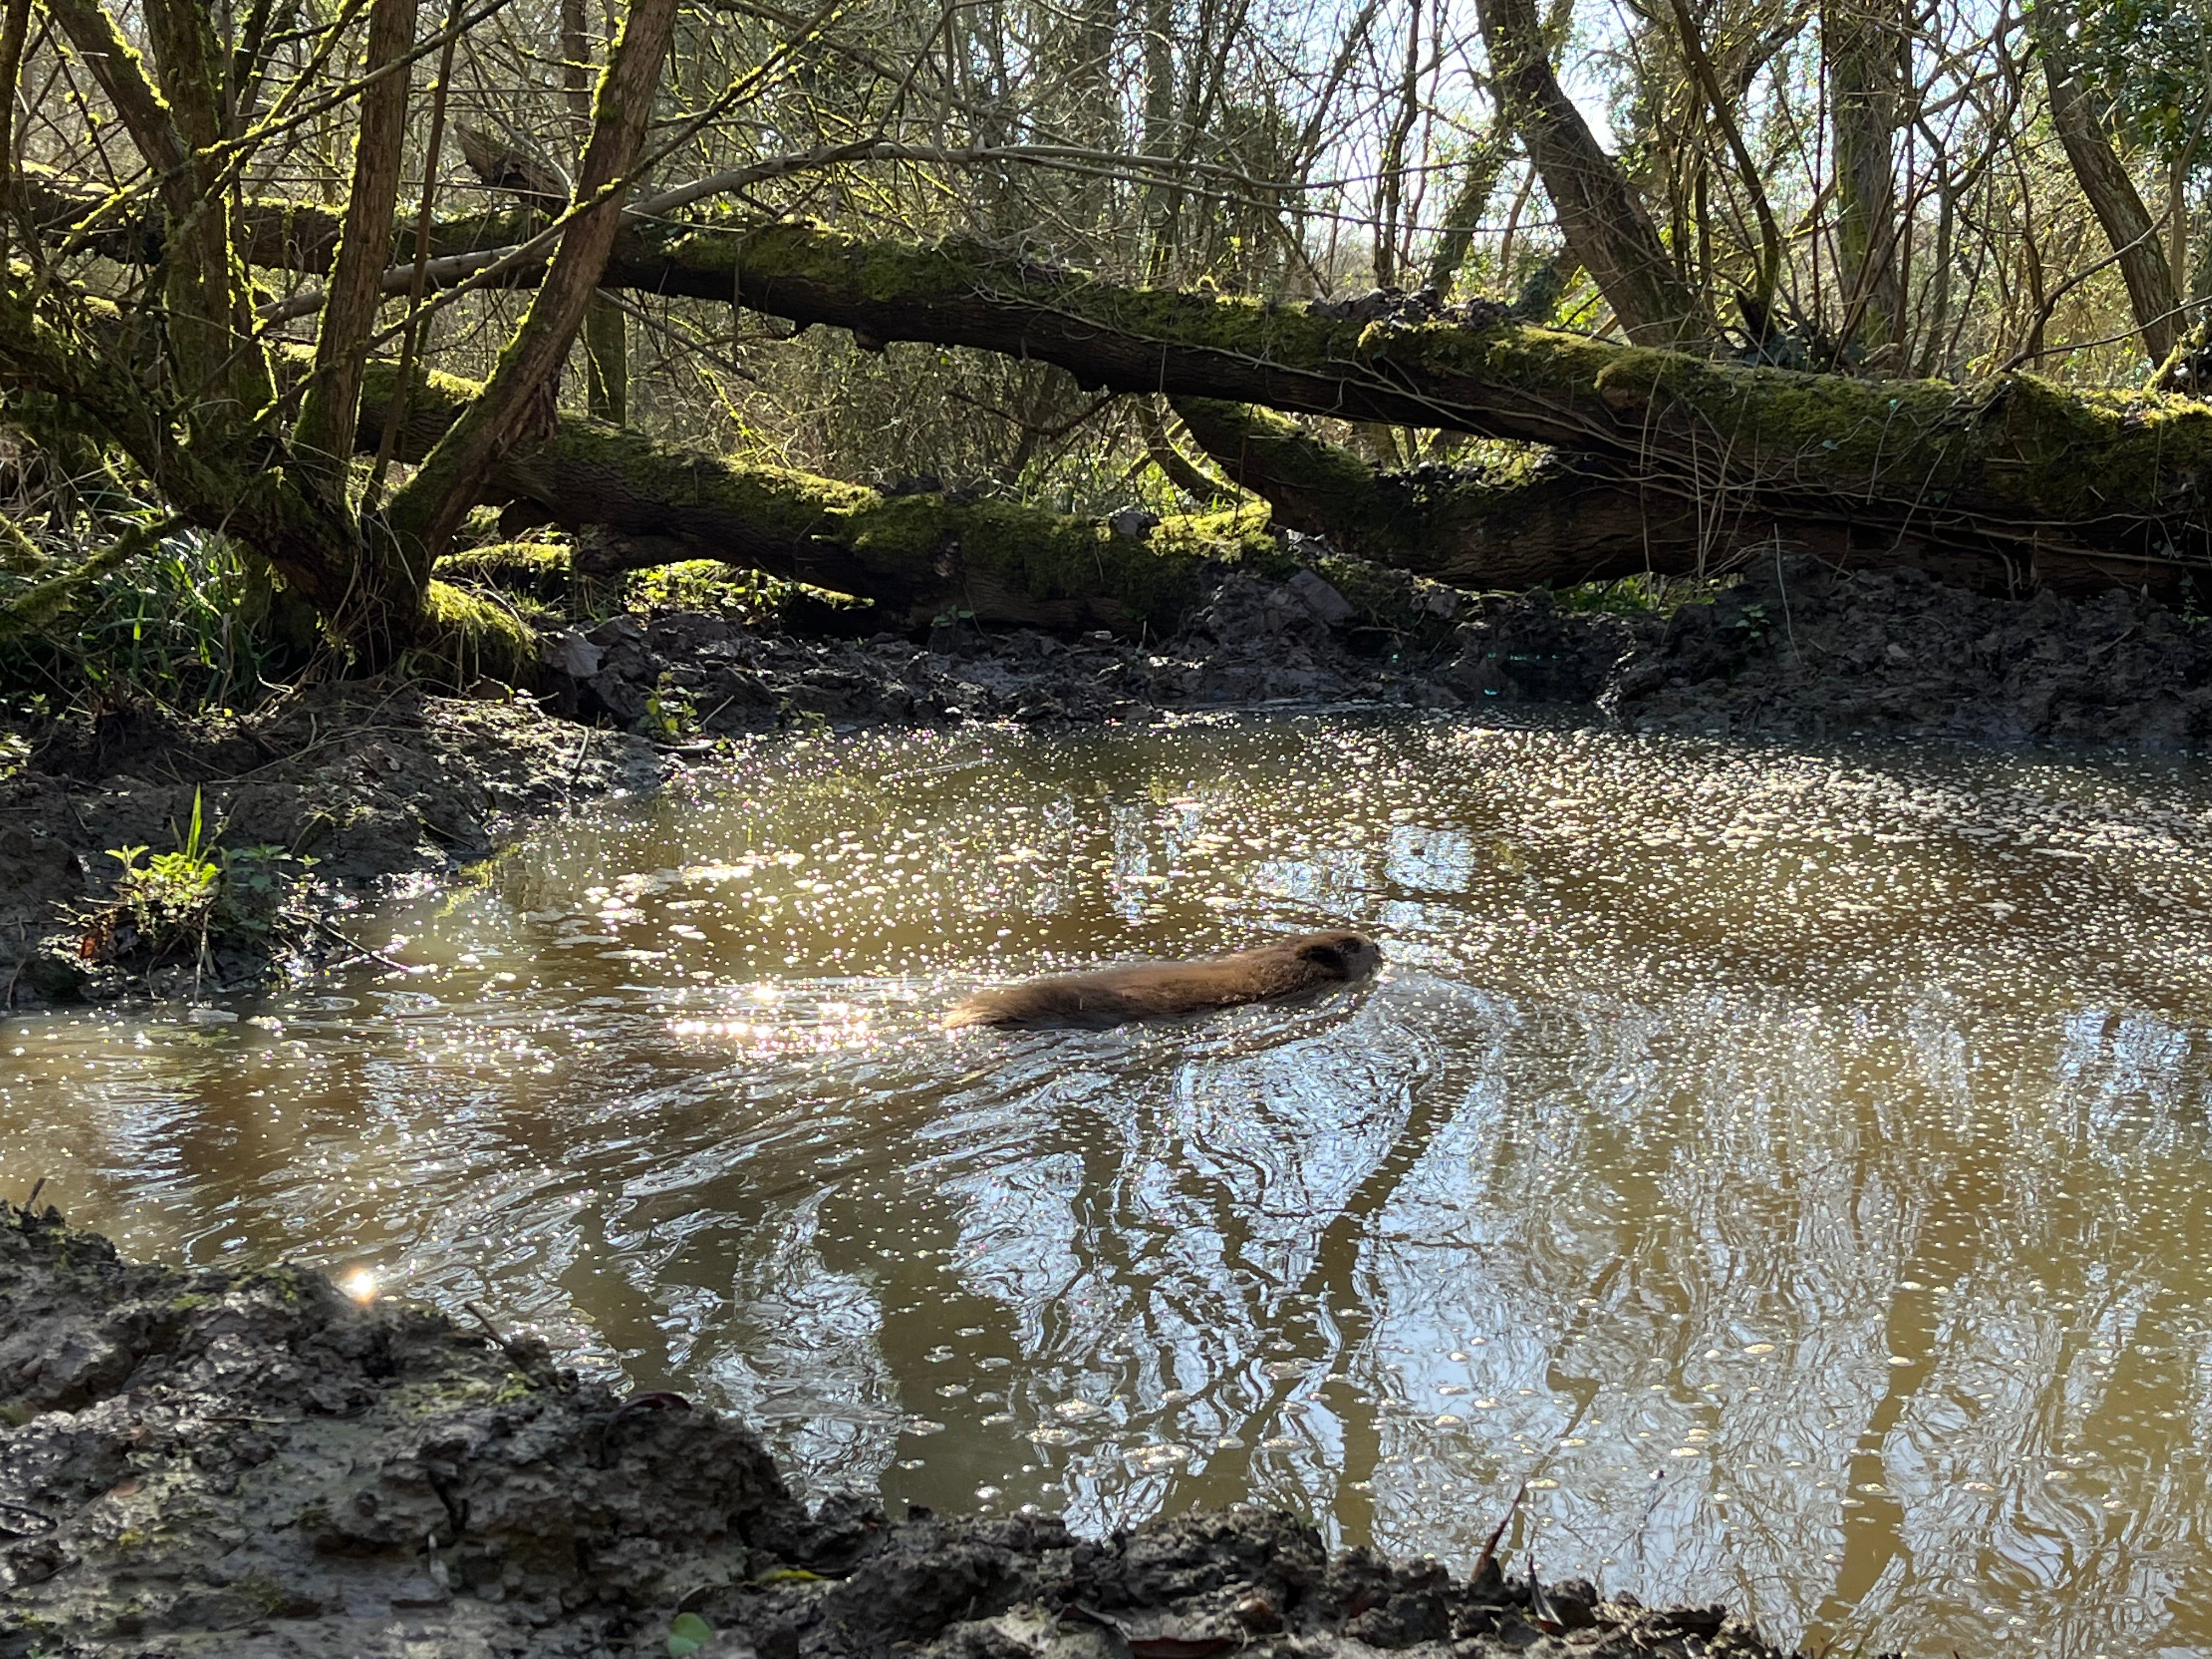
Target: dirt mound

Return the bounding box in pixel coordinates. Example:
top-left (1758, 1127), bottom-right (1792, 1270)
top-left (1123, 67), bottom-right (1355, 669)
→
top-left (539, 567), bottom-right (1461, 733)
top-left (549, 553), bottom-right (2212, 754)
top-left (0, 1204), bottom-right (1809, 1658)
top-left (1605, 555), bottom-right (2212, 747)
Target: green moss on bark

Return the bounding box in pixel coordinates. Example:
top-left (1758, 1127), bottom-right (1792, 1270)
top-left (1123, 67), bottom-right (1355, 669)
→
top-left (434, 541), bottom-right (572, 602)
top-left (420, 580), bottom-right (538, 686)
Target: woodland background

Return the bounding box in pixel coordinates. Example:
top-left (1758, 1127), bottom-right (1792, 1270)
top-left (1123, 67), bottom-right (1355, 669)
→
top-left (0, 0), bottom-right (2207, 708)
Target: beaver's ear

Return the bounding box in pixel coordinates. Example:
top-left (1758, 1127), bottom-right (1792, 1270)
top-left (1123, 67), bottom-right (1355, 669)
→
top-left (1300, 941), bottom-right (1347, 974)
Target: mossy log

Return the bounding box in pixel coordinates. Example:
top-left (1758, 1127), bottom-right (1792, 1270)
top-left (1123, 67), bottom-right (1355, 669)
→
top-left (379, 213), bottom-right (2212, 594)
top-left (29, 161), bottom-right (2212, 595)
top-left (355, 362), bottom-right (1309, 634)
top-left (1166, 398), bottom-right (2051, 594)
top-left (641, 223), bottom-right (2212, 596)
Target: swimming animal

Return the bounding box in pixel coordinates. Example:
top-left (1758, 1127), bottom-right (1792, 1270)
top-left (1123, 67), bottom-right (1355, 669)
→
top-left (945, 931), bottom-right (1383, 1031)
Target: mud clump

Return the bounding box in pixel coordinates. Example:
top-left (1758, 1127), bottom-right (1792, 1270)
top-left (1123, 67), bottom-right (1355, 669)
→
top-left (0, 1205), bottom-right (1819, 1658)
top-left (1601, 555), bottom-right (2212, 747)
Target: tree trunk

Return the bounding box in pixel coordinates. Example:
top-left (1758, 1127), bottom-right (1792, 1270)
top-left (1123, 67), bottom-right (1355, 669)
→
top-left (1168, 396), bottom-right (2051, 592)
top-left (2036, 4), bottom-right (2181, 369)
top-left (1825, 0), bottom-right (1906, 356)
top-left (1424, 126), bottom-right (1513, 297)
top-left (1473, 0), bottom-right (1707, 346)
top-left (45, 0), bottom-right (275, 425)
top-left (352, 360), bottom-right (1291, 634)
top-left (382, 0), bottom-right (678, 573)
top-left (615, 223), bottom-right (2205, 590)
top-left (564, 0), bottom-right (628, 424)
top-left (294, 0), bottom-right (421, 479)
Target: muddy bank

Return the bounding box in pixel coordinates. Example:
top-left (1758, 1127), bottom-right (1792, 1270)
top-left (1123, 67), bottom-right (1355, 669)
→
top-left (1600, 554), bottom-right (2212, 747)
top-left (534, 562), bottom-right (1467, 732)
top-left (0, 1202), bottom-right (1808, 1658)
top-left (544, 553), bottom-right (2212, 751)
top-left (0, 684), bottom-right (660, 1003)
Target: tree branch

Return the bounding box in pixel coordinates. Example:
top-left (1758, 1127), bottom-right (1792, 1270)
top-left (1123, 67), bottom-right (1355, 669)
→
top-left (294, 0), bottom-right (421, 478)
top-left (380, 0), bottom-right (679, 571)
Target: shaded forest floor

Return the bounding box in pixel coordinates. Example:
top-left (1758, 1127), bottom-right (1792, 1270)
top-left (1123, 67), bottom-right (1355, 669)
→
top-left (6, 550), bottom-right (2212, 1003)
top-left (0, 1200), bottom-right (1805, 1658)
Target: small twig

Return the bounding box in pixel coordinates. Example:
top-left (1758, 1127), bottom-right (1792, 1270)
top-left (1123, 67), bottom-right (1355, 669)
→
top-left (464, 1299), bottom-right (513, 1347)
top-left (1471, 1480), bottom-right (1527, 1584)
top-left (1771, 541), bottom-right (1799, 665)
top-left (562, 724), bottom-right (594, 805)
top-left (304, 913), bottom-right (414, 975)
top-left (463, 1299), bottom-right (545, 1374)
top-left (24, 1176), bottom-right (44, 1210)
top-left (1469, 1486), bottom-right (1522, 1593)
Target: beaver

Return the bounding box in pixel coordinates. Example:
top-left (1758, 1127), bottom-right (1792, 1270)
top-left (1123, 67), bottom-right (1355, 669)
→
top-left (945, 931), bottom-right (1383, 1031)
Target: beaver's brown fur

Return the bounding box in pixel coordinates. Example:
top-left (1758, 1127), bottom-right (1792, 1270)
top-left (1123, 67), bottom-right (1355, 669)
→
top-left (945, 931), bottom-right (1383, 1031)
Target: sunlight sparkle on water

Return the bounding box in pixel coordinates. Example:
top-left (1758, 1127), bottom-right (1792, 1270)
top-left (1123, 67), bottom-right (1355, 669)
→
top-left (9, 712), bottom-right (2212, 1658)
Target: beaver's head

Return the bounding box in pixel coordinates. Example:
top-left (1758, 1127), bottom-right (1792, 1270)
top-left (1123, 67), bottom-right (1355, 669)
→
top-left (1299, 932), bottom-right (1384, 981)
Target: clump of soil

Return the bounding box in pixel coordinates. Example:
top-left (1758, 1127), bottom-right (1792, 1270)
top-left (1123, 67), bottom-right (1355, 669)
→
top-left (0, 1202), bottom-right (1813, 1658)
top-left (0, 682), bottom-right (658, 1003)
top-left (1604, 555), bottom-right (2212, 748)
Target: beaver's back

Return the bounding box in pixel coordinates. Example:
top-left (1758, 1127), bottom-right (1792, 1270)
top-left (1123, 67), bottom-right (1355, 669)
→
top-left (946, 932), bottom-right (1380, 1031)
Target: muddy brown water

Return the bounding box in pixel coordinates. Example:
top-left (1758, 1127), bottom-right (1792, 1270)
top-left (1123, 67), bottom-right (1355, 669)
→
top-left (8, 710), bottom-right (2212, 1655)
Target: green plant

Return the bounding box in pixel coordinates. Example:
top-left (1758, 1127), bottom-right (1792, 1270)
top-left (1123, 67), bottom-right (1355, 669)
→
top-left (1554, 572), bottom-right (1725, 618)
top-left (642, 673), bottom-right (697, 741)
top-left (0, 527), bottom-right (294, 718)
top-left (623, 558), bottom-right (782, 622)
top-left (667, 1613), bottom-right (715, 1657)
top-left (79, 789), bottom-right (309, 973)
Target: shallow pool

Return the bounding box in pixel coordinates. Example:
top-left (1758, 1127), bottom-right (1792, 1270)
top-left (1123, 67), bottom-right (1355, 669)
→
top-left (9, 711), bottom-right (2212, 1654)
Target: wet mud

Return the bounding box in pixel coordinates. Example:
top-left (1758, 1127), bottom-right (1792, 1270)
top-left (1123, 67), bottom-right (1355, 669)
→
top-left (0, 1202), bottom-right (1809, 1658)
top-left (547, 554), bottom-right (2212, 751)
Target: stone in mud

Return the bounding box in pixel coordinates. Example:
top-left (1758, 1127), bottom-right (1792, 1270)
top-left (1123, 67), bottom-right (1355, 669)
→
top-left (1285, 570), bottom-right (1356, 628)
top-left (539, 627), bottom-right (604, 679)
top-left (588, 666), bottom-right (656, 722)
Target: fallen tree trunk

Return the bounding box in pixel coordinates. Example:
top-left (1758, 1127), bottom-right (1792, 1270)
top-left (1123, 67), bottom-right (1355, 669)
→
top-left (355, 361), bottom-right (1448, 637)
top-left (431, 216), bottom-right (2212, 593)
top-left (651, 224), bottom-right (2212, 596)
top-left (21, 164), bottom-right (2212, 595)
top-left (1167, 397), bottom-right (2037, 594)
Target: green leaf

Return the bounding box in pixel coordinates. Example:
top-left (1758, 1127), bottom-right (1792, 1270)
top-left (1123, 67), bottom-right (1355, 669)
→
top-left (668, 1612), bottom-right (715, 1657)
